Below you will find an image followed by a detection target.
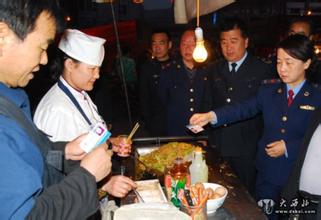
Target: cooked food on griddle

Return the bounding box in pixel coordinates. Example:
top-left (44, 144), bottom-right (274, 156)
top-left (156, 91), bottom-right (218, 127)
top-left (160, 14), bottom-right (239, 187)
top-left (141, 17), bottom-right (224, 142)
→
top-left (137, 142), bottom-right (196, 178)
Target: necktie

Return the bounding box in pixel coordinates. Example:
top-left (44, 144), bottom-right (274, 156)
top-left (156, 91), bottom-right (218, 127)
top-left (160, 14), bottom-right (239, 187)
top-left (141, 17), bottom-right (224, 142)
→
top-left (287, 89), bottom-right (294, 106)
top-left (230, 63), bottom-right (237, 75)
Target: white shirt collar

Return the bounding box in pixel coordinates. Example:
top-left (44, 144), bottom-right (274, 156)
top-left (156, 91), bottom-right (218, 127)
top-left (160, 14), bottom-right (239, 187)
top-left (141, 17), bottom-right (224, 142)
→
top-left (228, 51), bottom-right (248, 72)
top-left (59, 76), bottom-right (86, 100)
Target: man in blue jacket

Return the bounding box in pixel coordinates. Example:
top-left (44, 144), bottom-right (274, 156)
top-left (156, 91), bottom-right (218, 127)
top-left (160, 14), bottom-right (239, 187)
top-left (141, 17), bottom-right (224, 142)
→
top-left (206, 17), bottom-right (272, 196)
top-left (0, 0), bottom-right (114, 219)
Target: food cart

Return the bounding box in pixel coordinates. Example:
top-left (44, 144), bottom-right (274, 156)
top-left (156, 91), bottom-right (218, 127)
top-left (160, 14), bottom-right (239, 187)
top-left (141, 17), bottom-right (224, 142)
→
top-left (118, 136), bottom-right (267, 220)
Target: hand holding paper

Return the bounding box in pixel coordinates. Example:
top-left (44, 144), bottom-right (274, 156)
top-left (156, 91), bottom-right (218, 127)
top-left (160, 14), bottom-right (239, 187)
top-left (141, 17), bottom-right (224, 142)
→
top-left (189, 111), bottom-right (215, 127)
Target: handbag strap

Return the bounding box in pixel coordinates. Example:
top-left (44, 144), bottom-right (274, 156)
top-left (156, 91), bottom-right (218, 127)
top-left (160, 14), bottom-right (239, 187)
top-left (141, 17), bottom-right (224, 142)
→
top-left (0, 95), bottom-right (63, 185)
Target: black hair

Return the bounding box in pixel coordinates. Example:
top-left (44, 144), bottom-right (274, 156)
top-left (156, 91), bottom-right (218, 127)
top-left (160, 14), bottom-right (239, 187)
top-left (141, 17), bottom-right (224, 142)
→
top-left (277, 34), bottom-right (318, 79)
top-left (151, 29), bottom-right (172, 42)
top-left (180, 28), bottom-right (195, 42)
top-left (288, 17), bottom-right (315, 36)
top-left (50, 49), bottom-right (80, 80)
top-left (0, 0), bottom-right (64, 40)
top-left (218, 17), bottom-right (249, 39)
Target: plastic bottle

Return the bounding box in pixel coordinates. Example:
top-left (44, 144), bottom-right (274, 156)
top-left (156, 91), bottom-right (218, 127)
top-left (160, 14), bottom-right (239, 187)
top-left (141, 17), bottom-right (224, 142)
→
top-left (189, 147), bottom-right (208, 185)
top-left (164, 157), bottom-right (190, 207)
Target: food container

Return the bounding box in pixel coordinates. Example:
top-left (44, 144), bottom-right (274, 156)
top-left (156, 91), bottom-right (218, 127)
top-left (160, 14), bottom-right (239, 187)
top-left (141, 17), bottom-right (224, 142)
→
top-left (135, 179), bottom-right (168, 203)
top-left (114, 203), bottom-right (190, 220)
top-left (180, 202), bottom-right (207, 220)
top-left (203, 183), bottom-right (228, 214)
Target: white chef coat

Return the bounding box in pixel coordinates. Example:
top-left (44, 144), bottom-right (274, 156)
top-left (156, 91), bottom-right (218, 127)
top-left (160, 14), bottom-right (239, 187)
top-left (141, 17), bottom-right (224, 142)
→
top-left (34, 76), bottom-right (105, 142)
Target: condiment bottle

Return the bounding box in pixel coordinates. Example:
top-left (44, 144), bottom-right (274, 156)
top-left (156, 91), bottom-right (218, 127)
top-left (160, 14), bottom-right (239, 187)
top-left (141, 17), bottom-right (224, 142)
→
top-left (164, 157), bottom-right (191, 207)
top-left (189, 147), bottom-right (208, 185)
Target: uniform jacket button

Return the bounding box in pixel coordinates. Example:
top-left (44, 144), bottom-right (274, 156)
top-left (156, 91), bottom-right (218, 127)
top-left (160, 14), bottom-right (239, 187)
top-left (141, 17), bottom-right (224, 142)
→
top-left (190, 88), bottom-right (194, 92)
top-left (190, 98), bottom-right (194, 102)
top-left (280, 128), bottom-right (286, 133)
top-left (226, 98), bottom-right (231, 103)
top-left (282, 116), bottom-right (287, 122)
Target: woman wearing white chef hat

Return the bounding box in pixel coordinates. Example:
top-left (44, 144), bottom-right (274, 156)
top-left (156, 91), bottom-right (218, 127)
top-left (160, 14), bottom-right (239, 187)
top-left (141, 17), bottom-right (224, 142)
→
top-left (34, 29), bottom-right (136, 198)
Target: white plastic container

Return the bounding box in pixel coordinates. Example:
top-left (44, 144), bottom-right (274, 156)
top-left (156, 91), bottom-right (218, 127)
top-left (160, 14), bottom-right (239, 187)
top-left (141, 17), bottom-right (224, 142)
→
top-left (189, 147), bottom-right (208, 184)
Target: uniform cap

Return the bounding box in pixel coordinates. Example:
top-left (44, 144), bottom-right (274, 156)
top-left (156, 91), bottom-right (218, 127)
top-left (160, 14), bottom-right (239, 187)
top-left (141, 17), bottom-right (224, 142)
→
top-left (58, 29), bottom-right (106, 66)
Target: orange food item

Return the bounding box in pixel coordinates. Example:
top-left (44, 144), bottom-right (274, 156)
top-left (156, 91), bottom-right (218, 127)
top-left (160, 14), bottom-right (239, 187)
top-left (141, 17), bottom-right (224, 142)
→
top-left (195, 182), bottom-right (205, 191)
top-left (205, 187), bottom-right (215, 198)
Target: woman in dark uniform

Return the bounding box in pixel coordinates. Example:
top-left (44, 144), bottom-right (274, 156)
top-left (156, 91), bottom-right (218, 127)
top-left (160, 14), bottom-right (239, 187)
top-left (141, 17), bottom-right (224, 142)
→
top-left (189, 34), bottom-right (321, 218)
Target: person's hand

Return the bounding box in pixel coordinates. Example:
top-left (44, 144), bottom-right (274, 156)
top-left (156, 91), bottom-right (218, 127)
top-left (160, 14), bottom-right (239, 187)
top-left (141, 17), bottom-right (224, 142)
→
top-left (110, 136), bottom-right (132, 157)
top-left (65, 133), bottom-right (87, 160)
top-left (80, 145), bottom-right (113, 182)
top-left (189, 112), bottom-right (214, 127)
top-left (265, 140), bottom-right (286, 157)
top-left (101, 175), bottom-right (137, 198)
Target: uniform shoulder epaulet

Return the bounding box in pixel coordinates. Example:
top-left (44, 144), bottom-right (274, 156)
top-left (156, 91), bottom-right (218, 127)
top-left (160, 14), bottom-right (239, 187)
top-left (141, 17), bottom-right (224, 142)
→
top-left (257, 56), bottom-right (272, 64)
top-left (261, 78), bottom-right (281, 85)
top-left (311, 82), bottom-right (321, 91)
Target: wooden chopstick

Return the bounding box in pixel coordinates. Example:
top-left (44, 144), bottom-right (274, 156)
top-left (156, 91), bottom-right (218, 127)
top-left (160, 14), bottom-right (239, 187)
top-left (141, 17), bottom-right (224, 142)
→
top-left (127, 122), bottom-right (140, 141)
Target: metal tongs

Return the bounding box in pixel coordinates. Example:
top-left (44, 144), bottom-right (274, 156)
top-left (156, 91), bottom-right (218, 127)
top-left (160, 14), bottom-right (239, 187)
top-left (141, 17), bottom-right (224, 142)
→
top-left (133, 189), bottom-right (145, 203)
top-left (132, 155), bottom-right (149, 170)
top-left (130, 154), bottom-right (159, 179)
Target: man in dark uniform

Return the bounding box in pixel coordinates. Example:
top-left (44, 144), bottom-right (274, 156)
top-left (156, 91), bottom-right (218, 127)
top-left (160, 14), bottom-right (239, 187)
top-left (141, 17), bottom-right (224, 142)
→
top-left (158, 30), bottom-right (211, 136)
top-left (139, 30), bottom-right (172, 136)
top-left (208, 17), bottom-right (273, 196)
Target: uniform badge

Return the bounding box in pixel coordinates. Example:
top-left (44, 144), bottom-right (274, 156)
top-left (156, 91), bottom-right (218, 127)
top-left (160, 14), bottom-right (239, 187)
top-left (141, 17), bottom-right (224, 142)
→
top-left (300, 105), bottom-right (315, 110)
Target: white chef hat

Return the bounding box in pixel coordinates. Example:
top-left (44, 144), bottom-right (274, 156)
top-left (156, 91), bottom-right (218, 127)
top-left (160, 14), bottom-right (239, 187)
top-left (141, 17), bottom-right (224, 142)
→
top-left (58, 29), bottom-right (106, 67)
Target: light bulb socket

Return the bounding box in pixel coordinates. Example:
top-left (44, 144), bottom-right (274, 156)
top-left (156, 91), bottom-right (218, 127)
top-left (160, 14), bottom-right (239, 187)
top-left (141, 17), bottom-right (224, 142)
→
top-left (195, 27), bottom-right (204, 41)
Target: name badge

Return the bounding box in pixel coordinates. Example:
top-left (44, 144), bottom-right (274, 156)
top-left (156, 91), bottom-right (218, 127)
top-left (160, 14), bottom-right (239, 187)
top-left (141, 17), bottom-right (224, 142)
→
top-left (299, 105), bottom-right (315, 111)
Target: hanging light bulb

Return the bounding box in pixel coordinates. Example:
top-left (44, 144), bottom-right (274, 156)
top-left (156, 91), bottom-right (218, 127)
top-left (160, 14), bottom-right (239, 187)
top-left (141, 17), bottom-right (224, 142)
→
top-left (192, 0), bottom-right (208, 63)
top-left (193, 27), bottom-right (208, 63)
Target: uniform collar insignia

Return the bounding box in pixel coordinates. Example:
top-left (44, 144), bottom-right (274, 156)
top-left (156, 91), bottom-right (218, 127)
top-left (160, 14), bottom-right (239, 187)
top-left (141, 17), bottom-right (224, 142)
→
top-left (277, 88), bottom-right (282, 94)
top-left (160, 62), bottom-right (171, 69)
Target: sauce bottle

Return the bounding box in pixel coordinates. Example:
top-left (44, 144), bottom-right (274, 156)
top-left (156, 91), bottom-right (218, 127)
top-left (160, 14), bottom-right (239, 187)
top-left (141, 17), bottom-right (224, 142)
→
top-left (189, 147), bottom-right (208, 185)
top-left (164, 157), bottom-right (191, 207)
